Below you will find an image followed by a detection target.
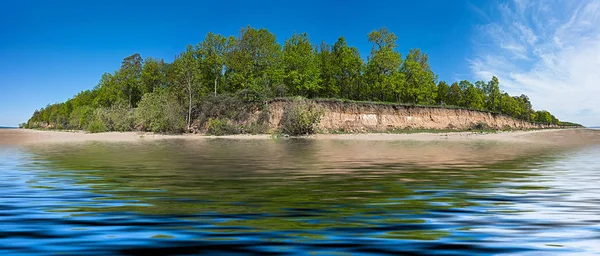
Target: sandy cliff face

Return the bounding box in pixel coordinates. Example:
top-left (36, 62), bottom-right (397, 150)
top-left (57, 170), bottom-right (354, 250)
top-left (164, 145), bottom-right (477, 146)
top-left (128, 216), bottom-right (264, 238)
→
top-left (265, 100), bottom-right (557, 132)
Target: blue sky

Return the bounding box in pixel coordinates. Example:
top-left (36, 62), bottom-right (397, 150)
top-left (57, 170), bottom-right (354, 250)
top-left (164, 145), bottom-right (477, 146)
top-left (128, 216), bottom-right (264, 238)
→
top-left (1, 0), bottom-right (598, 126)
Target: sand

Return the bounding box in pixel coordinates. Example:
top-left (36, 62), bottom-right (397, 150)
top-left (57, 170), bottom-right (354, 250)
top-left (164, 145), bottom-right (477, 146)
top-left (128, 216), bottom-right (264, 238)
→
top-left (1, 128), bottom-right (599, 146)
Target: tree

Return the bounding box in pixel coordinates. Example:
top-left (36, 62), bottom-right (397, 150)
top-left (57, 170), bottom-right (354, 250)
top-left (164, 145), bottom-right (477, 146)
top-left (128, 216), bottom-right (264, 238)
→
top-left (484, 76), bottom-right (501, 112)
top-left (462, 81), bottom-right (485, 110)
top-left (517, 94), bottom-right (533, 121)
top-left (119, 53), bottom-right (143, 107)
top-left (534, 110), bottom-right (557, 124)
top-left (226, 27), bottom-right (283, 95)
top-left (364, 28), bottom-right (403, 102)
top-left (317, 41), bottom-right (335, 97)
top-left (368, 27), bottom-right (398, 49)
top-left (401, 49), bottom-right (437, 104)
top-left (172, 45), bottom-right (202, 129)
top-left (448, 82), bottom-right (462, 106)
top-left (93, 73), bottom-right (123, 108)
top-left (331, 37), bottom-right (363, 99)
top-left (197, 33), bottom-right (231, 96)
top-left (436, 81), bottom-right (450, 105)
top-left (24, 27), bottom-right (567, 133)
top-left (283, 33), bottom-right (321, 97)
top-left (141, 57), bottom-right (168, 94)
top-left (499, 93), bottom-right (518, 117)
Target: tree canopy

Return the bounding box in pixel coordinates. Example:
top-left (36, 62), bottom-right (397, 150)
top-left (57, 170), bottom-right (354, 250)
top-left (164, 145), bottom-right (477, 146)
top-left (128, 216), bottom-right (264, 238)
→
top-left (25, 26), bottom-right (569, 132)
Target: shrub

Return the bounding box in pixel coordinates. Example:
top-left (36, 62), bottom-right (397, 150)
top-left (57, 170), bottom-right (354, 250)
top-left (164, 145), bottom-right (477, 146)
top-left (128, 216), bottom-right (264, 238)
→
top-left (281, 97), bottom-right (323, 136)
top-left (244, 104), bottom-right (271, 134)
top-left (69, 106), bottom-right (94, 130)
top-left (246, 122), bottom-right (270, 135)
top-left (257, 104), bottom-right (270, 125)
top-left (110, 104), bottom-right (134, 132)
top-left (135, 91), bottom-right (185, 133)
top-left (86, 119), bottom-right (108, 133)
top-left (197, 91), bottom-right (266, 125)
top-left (471, 121), bottom-right (489, 130)
top-left (90, 100), bottom-right (134, 132)
top-left (206, 118), bottom-right (241, 136)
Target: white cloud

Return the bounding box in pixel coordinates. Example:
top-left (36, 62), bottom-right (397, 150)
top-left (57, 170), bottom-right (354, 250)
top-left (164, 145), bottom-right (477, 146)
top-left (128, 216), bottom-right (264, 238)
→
top-left (470, 0), bottom-right (600, 125)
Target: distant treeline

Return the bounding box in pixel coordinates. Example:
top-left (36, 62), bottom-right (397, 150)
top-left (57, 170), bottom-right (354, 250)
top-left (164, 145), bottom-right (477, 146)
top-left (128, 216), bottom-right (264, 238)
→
top-left (24, 27), bottom-right (580, 133)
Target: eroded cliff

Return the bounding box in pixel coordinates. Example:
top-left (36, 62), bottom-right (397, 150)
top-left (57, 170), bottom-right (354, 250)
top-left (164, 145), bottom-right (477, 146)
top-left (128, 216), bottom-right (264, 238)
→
top-left (263, 100), bottom-right (557, 133)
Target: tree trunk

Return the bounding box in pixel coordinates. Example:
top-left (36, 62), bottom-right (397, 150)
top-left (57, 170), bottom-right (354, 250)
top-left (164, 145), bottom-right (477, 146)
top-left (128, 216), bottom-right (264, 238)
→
top-left (187, 84), bottom-right (192, 130)
top-left (214, 75), bottom-right (218, 96)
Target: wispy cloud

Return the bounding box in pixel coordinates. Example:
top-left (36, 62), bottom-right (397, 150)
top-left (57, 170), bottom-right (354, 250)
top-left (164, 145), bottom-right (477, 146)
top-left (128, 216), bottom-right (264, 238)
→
top-left (470, 0), bottom-right (600, 125)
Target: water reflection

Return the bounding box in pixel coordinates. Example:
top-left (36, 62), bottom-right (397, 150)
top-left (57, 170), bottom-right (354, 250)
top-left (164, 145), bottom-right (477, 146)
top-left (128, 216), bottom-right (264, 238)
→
top-left (1, 139), bottom-right (599, 254)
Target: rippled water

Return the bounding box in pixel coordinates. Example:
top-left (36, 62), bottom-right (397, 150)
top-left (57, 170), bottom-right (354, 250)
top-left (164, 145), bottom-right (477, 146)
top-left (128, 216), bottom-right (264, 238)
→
top-left (1, 137), bottom-right (600, 255)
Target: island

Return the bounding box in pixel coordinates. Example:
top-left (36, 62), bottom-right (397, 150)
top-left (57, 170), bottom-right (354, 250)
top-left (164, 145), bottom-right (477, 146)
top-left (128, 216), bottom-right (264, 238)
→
top-left (21, 27), bottom-right (582, 136)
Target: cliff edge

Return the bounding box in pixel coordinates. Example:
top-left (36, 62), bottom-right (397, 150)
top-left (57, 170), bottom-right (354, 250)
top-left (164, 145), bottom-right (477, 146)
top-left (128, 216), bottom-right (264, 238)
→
top-left (262, 99), bottom-right (558, 133)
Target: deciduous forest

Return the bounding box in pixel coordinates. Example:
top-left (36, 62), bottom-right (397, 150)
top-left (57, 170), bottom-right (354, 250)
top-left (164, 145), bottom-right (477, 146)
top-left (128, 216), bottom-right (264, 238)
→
top-left (24, 27), bottom-right (576, 134)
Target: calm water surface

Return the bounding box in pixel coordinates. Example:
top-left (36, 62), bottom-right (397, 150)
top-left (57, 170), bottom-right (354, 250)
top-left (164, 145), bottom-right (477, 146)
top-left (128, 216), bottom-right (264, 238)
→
top-left (1, 138), bottom-right (600, 255)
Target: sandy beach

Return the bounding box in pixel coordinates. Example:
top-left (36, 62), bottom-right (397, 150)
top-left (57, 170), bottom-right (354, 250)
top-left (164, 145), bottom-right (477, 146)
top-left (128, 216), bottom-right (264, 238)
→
top-left (1, 128), bottom-right (598, 147)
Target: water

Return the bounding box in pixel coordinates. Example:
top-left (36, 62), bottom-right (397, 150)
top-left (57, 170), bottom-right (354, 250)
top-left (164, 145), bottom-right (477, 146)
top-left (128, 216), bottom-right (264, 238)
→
top-left (1, 137), bottom-right (600, 255)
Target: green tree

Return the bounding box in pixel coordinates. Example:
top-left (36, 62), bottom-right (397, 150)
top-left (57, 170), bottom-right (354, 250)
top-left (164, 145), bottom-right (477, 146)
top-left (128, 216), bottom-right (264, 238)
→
top-left (462, 81), bottom-right (485, 110)
top-left (364, 28), bottom-right (403, 102)
top-left (171, 45), bottom-right (202, 129)
top-left (282, 33), bottom-right (321, 97)
top-left (69, 106), bottom-right (94, 129)
top-left (226, 27), bottom-right (283, 95)
top-left (317, 41), bottom-right (336, 97)
top-left (484, 76), bottom-right (501, 112)
top-left (331, 37), bottom-right (363, 99)
top-left (534, 110), bottom-right (557, 124)
top-left (141, 57), bottom-right (168, 94)
top-left (24, 27), bottom-right (567, 132)
top-left (93, 73), bottom-right (124, 108)
top-left (119, 53), bottom-right (143, 107)
top-left (499, 93), bottom-right (518, 117)
top-left (448, 82), bottom-right (462, 106)
top-left (436, 81), bottom-right (450, 105)
top-left (401, 49), bottom-right (437, 104)
top-left (517, 94), bottom-right (533, 121)
top-left (197, 33), bottom-right (232, 96)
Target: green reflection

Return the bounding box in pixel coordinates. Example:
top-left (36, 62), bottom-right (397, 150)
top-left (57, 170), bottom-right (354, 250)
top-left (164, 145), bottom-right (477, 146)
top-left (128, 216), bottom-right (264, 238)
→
top-left (21, 139), bottom-right (566, 242)
top-left (151, 234), bottom-right (174, 239)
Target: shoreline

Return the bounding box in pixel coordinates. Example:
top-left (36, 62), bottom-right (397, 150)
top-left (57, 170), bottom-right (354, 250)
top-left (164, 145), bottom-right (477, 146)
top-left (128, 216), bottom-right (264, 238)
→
top-left (1, 128), bottom-right (598, 147)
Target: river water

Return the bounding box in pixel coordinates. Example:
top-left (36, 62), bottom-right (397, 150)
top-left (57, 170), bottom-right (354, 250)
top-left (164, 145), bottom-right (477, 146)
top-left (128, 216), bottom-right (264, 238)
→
top-left (1, 136), bottom-right (600, 255)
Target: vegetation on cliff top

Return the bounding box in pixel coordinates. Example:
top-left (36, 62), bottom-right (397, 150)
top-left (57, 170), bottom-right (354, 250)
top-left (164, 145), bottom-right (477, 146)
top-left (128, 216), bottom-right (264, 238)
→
top-left (24, 27), bottom-right (581, 134)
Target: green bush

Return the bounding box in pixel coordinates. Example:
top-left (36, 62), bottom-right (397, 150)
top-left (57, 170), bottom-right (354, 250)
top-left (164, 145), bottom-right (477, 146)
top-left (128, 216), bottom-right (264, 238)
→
top-left (281, 97), bottom-right (323, 136)
top-left (244, 104), bottom-right (271, 134)
top-left (91, 100), bottom-right (134, 132)
top-left (206, 118), bottom-right (241, 136)
top-left (471, 121), bottom-right (489, 130)
top-left (135, 91), bottom-right (185, 133)
top-left (246, 122), bottom-right (270, 134)
top-left (110, 106), bottom-right (134, 132)
top-left (86, 119), bottom-right (108, 133)
top-left (206, 118), bottom-right (225, 135)
top-left (69, 106), bottom-right (94, 130)
top-left (197, 92), bottom-right (266, 126)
